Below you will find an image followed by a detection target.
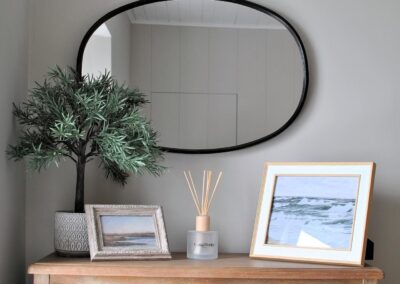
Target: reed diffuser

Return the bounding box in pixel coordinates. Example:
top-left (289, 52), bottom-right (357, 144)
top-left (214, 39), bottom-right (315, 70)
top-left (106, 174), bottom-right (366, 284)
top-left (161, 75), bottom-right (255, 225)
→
top-left (184, 170), bottom-right (222, 260)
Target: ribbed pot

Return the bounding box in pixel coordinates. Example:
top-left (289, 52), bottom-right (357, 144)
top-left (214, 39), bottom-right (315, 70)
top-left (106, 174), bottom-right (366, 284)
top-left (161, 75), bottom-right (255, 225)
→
top-left (54, 212), bottom-right (89, 257)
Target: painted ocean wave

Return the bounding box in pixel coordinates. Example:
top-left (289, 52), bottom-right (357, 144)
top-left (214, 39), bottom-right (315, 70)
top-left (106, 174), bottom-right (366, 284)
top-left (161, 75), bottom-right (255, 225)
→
top-left (267, 196), bottom-right (356, 249)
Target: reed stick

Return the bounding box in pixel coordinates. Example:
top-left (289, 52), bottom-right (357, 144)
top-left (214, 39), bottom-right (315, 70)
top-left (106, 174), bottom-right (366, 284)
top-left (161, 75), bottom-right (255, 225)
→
top-left (188, 171), bottom-right (201, 210)
top-left (201, 170), bottom-right (206, 214)
top-left (184, 171), bottom-right (201, 215)
top-left (204, 171), bottom-right (212, 212)
top-left (207, 171), bottom-right (223, 212)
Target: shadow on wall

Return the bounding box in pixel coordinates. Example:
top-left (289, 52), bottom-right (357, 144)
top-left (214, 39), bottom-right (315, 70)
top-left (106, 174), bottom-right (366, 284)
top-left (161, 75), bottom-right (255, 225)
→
top-left (369, 190), bottom-right (400, 283)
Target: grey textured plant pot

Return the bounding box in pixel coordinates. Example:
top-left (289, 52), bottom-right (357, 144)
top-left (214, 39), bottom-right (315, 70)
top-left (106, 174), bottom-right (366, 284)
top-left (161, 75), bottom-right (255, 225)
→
top-left (54, 212), bottom-right (89, 257)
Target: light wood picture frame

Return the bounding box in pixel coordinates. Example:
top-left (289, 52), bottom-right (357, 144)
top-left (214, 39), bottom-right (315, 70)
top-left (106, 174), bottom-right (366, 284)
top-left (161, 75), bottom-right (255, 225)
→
top-left (250, 162), bottom-right (376, 266)
top-left (86, 204), bottom-right (171, 260)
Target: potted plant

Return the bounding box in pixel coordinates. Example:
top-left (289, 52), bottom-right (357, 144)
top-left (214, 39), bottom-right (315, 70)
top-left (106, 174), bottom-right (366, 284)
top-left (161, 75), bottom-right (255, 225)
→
top-left (7, 67), bottom-right (164, 256)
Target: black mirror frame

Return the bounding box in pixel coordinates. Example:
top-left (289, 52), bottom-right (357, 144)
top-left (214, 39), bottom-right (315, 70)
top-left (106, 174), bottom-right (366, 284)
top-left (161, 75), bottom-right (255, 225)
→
top-left (77, 0), bottom-right (309, 154)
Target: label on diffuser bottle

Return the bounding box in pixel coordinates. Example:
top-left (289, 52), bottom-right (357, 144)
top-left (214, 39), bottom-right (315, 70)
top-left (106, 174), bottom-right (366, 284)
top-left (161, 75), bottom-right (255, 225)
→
top-left (194, 242), bottom-right (215, 248)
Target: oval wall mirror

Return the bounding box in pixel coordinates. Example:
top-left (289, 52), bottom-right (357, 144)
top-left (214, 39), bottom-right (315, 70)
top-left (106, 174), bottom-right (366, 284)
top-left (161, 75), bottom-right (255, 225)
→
top-left (77, 0), bottom-right (308, 153)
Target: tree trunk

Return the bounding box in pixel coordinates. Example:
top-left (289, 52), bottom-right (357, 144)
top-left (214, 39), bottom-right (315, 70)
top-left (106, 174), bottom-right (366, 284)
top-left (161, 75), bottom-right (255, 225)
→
top-left (74, 156), bottom-right (86, 213)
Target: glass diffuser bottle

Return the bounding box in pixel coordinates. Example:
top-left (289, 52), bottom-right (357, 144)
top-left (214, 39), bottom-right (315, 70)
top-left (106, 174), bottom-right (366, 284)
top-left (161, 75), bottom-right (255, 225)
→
top-left (184, 170), bottom-right (222, 260)
top-left (187, 215), bottom-right (218, 259)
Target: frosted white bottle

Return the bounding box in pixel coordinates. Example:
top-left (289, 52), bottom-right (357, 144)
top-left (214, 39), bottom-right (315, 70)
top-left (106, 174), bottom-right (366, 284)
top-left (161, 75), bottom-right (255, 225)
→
top-left (187, 215), bottom-right (218, 260)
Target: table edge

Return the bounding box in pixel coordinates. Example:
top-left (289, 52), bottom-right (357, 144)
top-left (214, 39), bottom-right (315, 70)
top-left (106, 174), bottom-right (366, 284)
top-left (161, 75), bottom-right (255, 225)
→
top-left (27, 253), bottom-right (384, 280)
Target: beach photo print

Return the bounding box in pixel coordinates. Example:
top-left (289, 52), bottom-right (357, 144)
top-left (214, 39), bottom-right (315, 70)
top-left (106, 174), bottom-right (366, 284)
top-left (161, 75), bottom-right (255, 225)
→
top-left (100, 215), bottom-right (158, 249)
top-left (250, 162), bottom-right (375, 265)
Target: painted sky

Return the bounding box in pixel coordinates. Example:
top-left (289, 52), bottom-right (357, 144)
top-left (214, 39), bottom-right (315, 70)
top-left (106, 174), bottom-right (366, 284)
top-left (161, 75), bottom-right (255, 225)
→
top-left (100, 215), bottom-right (156, 234)
top-left (274, 176), bottom-right (359, 199)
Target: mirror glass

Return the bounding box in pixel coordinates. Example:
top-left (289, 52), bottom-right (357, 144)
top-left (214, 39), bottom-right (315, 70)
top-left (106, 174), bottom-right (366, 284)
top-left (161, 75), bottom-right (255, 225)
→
top-left (80, 0), bottom-right (307, 152)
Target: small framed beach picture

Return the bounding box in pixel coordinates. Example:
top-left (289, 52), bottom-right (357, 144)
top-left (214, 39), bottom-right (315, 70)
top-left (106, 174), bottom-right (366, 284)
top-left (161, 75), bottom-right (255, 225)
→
top-left (85, 204), bottom-right (171, 260)
top-left (250, 162), bottom-right (376, 266)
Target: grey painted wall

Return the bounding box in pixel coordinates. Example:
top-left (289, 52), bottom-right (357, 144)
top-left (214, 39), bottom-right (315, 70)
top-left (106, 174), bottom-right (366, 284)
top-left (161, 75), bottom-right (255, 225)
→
top-left (0, 0), bottom-right (28, 283)
top-left (26, 0), bottom-right (400, 283)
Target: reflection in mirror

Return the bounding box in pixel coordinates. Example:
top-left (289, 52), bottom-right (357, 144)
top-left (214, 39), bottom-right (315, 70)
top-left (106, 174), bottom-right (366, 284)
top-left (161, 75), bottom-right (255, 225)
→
top-left (82, 24), bottom-right (111, 76)
top-left (81, 0), bottom-right (307, 151)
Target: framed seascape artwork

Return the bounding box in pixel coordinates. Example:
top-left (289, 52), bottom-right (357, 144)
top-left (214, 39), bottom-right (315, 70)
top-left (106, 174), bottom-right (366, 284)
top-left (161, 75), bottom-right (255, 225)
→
top-left (250, 162), bottom-right (376, 266)
top-left (86, 205), bottom-right (171, 260)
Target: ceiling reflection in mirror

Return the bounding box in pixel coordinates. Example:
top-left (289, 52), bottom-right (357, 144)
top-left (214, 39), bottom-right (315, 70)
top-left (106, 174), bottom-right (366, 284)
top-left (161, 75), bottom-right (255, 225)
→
top-left (80, 0), bottom-right (307, 151)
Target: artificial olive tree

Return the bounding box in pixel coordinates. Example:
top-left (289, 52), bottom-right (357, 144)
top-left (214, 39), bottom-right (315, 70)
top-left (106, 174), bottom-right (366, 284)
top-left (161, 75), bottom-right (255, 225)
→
top-left (7, 67), bottom-right (164, 212)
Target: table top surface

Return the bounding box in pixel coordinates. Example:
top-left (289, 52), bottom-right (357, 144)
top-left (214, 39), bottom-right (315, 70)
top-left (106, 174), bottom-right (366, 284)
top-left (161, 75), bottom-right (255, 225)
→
top-left (28, 253), bottom-right (384, 280)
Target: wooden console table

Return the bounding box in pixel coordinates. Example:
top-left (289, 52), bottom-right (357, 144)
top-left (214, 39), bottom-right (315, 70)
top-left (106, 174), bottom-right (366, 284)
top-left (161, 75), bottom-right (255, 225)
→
top-left (28, 253), bottom-right (383, 284)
